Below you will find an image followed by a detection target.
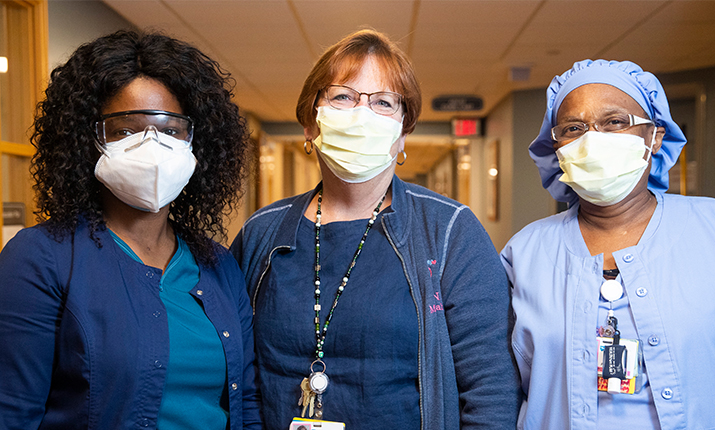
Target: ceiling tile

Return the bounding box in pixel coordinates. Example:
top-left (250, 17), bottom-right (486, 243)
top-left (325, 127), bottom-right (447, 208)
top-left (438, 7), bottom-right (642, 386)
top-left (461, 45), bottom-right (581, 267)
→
top-left (101, 0), bottom-right (715, 122)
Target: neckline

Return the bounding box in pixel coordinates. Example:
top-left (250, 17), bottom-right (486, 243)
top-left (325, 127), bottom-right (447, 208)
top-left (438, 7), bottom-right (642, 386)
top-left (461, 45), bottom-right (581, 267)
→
top-left (564, 192), bottom-right (664, 259)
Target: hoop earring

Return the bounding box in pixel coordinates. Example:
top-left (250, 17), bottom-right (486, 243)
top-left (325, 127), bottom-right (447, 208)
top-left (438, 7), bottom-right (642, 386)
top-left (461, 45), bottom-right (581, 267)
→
top-left (397, 150), bottom-right (407, 166)
top-left (304, 140), bottom-right (314, 155)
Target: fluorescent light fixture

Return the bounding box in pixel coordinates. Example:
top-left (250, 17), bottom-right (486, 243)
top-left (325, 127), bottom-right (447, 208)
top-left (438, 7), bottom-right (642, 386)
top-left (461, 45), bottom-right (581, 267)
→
top-left (0, 57), bottom-right (7, 73)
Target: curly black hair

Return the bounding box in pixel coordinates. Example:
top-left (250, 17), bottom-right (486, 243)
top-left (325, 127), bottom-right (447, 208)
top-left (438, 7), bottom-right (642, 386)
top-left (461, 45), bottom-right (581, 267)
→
top-left (31, 30), bottom-right (251, 266)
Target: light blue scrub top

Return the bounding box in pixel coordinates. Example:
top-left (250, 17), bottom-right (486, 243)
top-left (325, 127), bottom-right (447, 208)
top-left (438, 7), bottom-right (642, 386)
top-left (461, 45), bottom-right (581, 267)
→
top-left (110, 232), bottom-right (228, 430)
top-left (501, 192), bottom-right (715, 430)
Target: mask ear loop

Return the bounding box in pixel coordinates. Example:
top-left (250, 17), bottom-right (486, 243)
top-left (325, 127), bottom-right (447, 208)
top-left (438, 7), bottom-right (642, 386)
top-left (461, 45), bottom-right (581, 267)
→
top-left (93, 122), bottom-right (109, 156)
top-left (645, 127), bottom-right (656, 162)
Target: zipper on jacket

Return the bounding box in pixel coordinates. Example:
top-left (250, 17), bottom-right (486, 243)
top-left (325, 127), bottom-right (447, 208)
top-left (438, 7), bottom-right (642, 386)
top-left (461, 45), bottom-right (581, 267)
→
top-left (252, 245), bottom-right (292, 314)
top-left (382, 217), bottom-right (425, 430)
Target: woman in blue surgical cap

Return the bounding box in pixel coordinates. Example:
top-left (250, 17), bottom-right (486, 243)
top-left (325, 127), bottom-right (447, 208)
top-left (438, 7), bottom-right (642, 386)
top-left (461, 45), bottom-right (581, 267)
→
top-left (501, 59), bottom-right (715, 428)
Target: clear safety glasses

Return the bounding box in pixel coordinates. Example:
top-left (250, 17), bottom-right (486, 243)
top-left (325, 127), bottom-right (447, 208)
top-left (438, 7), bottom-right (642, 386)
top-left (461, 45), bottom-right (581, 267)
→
top-left (551, 113), bottom-right (653, 142)
top-left (95, 110), bottom-right (194, 147)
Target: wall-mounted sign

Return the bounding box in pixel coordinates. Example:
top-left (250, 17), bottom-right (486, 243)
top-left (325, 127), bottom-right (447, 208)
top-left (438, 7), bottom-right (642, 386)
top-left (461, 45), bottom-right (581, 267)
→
top-left (432, 95), bottom-right (483, 112)
top-left (2, 202), bottom-right (25, 248)
top-left (3, 202), bottom-right (24, 225)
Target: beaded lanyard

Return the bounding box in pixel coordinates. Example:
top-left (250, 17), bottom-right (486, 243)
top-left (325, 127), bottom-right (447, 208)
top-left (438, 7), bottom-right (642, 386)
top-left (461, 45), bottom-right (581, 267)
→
top-left (299, 188), bottom-right (386, 419)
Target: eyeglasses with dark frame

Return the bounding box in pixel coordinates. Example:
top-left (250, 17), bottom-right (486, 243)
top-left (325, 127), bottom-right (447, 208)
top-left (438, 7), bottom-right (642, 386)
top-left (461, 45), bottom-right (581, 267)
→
top-left (551, 113), bottom-right (653, 142)
top-left (321, 85), bottom-right (403, 116)
top-left (95, 109), bottom-right (194, 147)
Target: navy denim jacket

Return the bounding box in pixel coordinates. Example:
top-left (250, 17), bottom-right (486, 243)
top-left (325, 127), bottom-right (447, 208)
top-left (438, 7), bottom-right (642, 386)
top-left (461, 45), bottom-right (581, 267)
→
top-left (0, 222), bottom-right (261, 429)
top-left (231, 176), bottom-right (519, 429)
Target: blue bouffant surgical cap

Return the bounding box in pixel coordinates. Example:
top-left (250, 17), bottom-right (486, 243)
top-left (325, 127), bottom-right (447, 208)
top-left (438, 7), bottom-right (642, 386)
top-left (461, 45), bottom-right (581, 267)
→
top-left (529, 59), bottom-right (687, 204)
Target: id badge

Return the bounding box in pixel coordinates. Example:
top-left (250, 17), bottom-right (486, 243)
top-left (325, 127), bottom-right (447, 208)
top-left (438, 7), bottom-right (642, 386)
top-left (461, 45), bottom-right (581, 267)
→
top-left (290, 417), bottom-right (345, 430)
top-left (596, 337), bottom-right (643, 394)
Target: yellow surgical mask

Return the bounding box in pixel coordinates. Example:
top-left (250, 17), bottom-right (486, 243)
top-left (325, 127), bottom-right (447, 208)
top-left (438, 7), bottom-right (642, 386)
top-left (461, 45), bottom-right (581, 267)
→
top-left (556, 130), bottom-right (654, 206)
top-left (314, 106), bottom-right (402, 183)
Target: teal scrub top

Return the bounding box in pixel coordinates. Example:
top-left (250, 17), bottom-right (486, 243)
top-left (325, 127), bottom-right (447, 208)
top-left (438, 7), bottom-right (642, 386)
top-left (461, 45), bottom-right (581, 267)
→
top-left (110, 231), bottom-right (228, 430)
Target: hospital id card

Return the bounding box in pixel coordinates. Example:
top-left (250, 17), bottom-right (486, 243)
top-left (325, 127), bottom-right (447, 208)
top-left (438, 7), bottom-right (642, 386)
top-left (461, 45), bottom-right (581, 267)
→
top-left (290, 417), bottom-right (345, 430)
top-left (596, 336), bottom-right (642, 394)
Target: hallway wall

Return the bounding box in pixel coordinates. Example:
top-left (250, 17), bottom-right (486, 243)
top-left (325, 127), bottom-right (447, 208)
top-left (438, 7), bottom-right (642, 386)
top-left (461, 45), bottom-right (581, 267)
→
top-left (660, 66), bottom-right (715, 198)
top-left (48, 1), bottom-right (135, 72)
top-left (42, 4), bottom-right (715, 251)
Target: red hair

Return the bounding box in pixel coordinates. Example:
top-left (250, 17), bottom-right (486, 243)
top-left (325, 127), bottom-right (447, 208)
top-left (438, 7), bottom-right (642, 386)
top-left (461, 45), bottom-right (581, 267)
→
top-left (296, 29), bottom-right (422, 135)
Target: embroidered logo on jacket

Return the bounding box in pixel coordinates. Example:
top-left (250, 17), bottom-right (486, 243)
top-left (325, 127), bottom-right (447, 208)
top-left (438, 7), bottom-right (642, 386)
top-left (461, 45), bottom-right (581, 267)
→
top-left (430, 291), bottom-right (444, 314)
top-left (427, 259), bottom-right (437, 277)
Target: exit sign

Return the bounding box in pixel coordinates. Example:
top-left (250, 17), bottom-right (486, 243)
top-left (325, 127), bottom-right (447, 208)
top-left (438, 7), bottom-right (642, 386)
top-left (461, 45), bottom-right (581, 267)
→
top-left (452, 118), bottom-right (481, 137)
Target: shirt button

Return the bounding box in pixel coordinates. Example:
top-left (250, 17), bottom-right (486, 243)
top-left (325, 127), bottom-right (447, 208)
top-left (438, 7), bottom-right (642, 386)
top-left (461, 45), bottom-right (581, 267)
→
top-left (223, 331), bottom-right (230, 338)
top-left (579, 403), bottom-right (589, 416)
top-left (583, 350), bottom-right (590, 361)
top-left (196, 290), bottom-right (203, 296)
top-left (154, 360), bottom-right (162, 368)
top-left (636, 287), bottom-right (648, 297)
top-left (648, 335), bottom-right (660, 346)
top-left (231, 383), bottom-right (238, 390)
top-left (146, 271), bottom-right (154, 278)
top-left (141, 418), bottom-right (150, 427)
top-left (623, 254), bottom-right (634, 263)
top-left (153, 311), bottom-right (161, 318)
top-left (662, 388), bottom-right (673, 399)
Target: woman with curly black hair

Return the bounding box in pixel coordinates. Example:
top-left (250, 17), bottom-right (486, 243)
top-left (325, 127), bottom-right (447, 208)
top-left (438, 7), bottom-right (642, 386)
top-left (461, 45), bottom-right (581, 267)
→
top-left (0, 30), bottom-right (261, 429)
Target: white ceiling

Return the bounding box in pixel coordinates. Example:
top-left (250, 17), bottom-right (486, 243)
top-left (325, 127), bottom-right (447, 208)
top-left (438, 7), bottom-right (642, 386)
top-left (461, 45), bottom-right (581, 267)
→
top-left (102, 0), bottom-right (715, 124)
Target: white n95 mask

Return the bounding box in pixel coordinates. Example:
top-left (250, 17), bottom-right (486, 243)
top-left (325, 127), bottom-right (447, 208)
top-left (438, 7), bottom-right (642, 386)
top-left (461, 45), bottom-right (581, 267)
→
top-left (95, 126), bottom-right (197, 212)
top-left (314, 106), bottom-right (403, 183)
top-left (556, 130), bottom-right (654, 206)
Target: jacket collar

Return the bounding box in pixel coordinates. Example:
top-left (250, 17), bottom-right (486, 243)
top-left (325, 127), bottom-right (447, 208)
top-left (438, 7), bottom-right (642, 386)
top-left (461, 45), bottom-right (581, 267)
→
top-left (272, 175), bottom-right (411, 251)
top-left (272, 182), bottom-right (321, 252)
top-left (381, 175), bottom-right (410, 247)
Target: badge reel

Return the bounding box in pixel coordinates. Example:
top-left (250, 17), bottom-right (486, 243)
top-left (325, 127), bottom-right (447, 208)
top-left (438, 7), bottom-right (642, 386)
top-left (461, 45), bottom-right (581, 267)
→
top-left (298, 360), bottom-right (329, 420)
top-left (596, 279), bottom-right (643, 395)
top-left (294, 360), bottom-right (345, 429)
top-left (601, 280), bottom-right (626, 393)
top-left (309, 359), bottom-right (330, 401)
